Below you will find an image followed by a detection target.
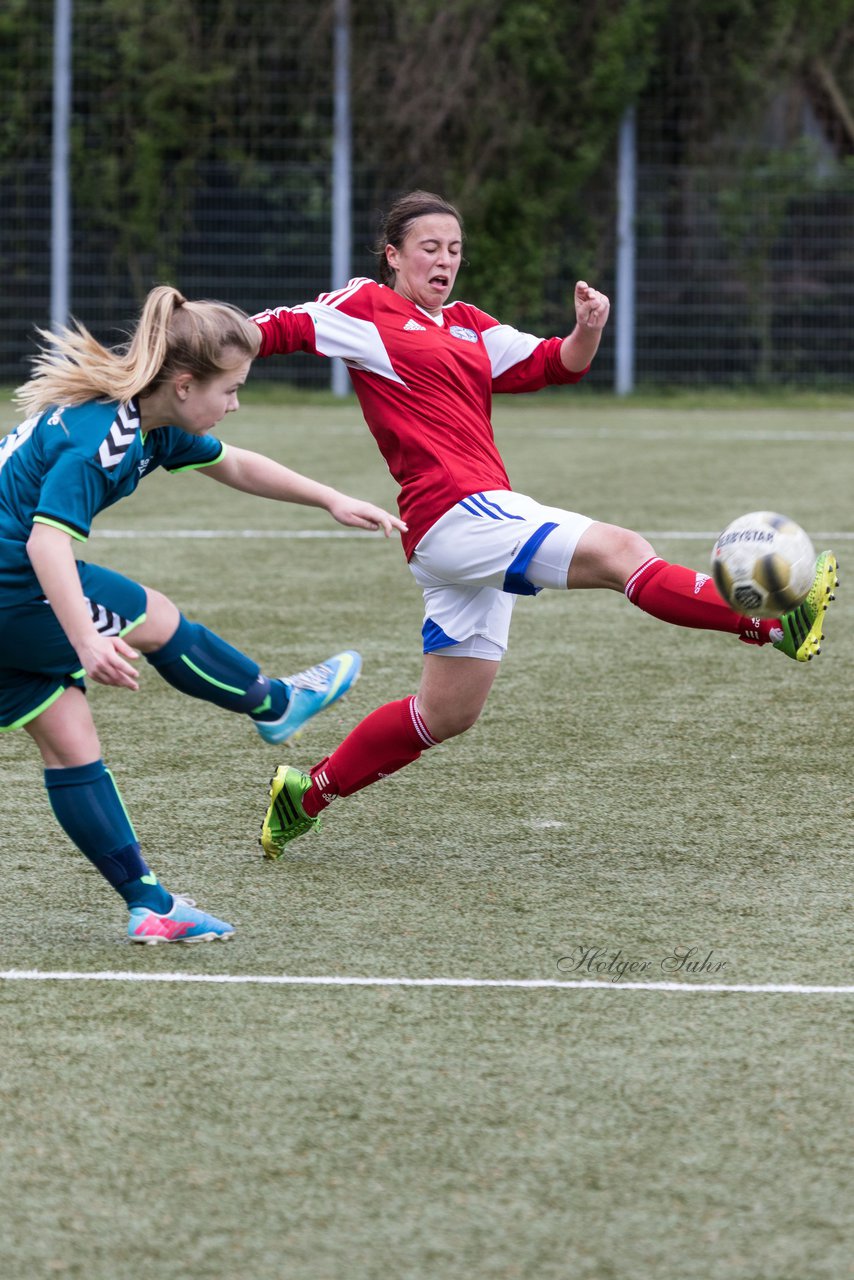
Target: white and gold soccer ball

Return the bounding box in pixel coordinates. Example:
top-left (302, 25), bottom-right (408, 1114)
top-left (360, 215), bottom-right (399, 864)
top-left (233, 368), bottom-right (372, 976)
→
top-left (711, 511), bottom-right (816, 618)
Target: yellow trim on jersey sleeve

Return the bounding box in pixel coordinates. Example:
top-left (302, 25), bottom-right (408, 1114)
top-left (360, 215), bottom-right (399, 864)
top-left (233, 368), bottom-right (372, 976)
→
top-left (167, 441), bottom-right (229, 475)
top-left (32, 515), bottom-right (88, 543)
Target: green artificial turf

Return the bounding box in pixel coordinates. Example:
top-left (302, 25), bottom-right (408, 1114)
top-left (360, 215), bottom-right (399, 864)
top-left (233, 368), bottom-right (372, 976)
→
top-left (0, 398), bottom-right (851, 1279)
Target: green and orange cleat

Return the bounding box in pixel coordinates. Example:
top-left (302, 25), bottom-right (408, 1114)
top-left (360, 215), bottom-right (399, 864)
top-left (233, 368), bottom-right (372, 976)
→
top-left (774, 551), bottom-right (838, 662)
top-left (260, 765), bottom-right (320, 859)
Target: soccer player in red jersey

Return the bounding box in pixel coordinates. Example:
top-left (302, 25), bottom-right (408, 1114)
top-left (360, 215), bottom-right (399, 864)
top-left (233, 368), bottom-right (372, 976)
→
top-left (254, 190), bottom-right (838, 854)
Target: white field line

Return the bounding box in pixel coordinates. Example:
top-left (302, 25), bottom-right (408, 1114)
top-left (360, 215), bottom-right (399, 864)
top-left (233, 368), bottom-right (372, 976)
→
top-left (90, 528), bottom-right (379, 539)
top-left (519, 428), bottom-right (854, 442)
top-left (0, 970), bottom-right (852, 995)
top-left (90, 528), bottom-right (854, 541)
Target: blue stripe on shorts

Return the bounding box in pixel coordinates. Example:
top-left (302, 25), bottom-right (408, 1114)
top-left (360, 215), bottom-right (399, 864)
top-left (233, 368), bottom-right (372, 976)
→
top-left (502, 521), bottom-right (559, 596)
top-left (459, 492), bottom-right (526, 522)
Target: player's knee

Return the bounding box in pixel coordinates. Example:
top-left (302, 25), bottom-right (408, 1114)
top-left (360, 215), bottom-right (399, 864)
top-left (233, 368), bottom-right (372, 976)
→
top-left (598, 525), bottom-right (657, 587)
top-left (620, 528), bottom-right (657, 570)
top-left (570, 522), bottom-right (656, 591)
top-left (447, 706), bottom-right (483, 738)
top-left (132, 588), bottom-right (182, 652)
top-left (423, 700), bottom-right (484, 740)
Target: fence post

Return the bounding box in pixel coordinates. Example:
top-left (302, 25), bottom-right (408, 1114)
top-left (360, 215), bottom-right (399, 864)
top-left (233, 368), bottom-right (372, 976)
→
top-left (615, 104), bottom-right (636, 396)
top-left (51, 0), bottom-right (72, 331)
top-left (331, 0), bottom-right (352, 397)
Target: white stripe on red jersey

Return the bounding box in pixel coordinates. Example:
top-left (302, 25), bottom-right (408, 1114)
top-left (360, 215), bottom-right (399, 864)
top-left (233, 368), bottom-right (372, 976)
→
top-left (253, 278), bottom-right (588, 558)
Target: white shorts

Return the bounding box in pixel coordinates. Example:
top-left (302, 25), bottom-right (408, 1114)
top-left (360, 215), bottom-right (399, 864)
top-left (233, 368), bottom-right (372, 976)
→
top-left (409, 490), bottom-right (592, 659)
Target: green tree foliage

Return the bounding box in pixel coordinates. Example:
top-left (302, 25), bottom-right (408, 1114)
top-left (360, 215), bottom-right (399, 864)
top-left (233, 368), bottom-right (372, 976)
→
top-left (350, 0), bottom-right (668, 324)
top-left (0, 0), bottom-right (54, 288)
top-left (351, 0), bottom-right (853, 324)
top-left (73, 0), bottom-right (240, 293)
top-left (1, 0), bottom-right (851, 327)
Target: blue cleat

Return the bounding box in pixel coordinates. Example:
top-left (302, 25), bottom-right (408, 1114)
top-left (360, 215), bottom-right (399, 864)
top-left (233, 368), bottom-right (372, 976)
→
top-left (254, 650), bottom-right (362, 746)
top-left (127, 895), bottom-right (235, 944)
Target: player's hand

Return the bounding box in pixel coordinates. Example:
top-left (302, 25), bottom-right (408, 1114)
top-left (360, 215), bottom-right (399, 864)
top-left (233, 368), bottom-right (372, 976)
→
top-left (327, 496), bottom-right (408, 538)
top-left (76, 634), bottom-right (141, 690)
top-left (574, 281), bottom-right (610, 330)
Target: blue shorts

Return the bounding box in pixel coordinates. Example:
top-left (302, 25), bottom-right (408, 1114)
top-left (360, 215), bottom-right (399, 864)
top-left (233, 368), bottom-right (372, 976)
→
top-left (0, 562), bottom-right (147, 730)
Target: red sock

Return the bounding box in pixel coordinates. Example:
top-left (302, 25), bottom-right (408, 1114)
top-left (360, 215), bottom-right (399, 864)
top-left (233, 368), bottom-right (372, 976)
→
top-left (625, 557), bottom-right (777, 644)
top-left (302, 696), bottom-right (439, 816)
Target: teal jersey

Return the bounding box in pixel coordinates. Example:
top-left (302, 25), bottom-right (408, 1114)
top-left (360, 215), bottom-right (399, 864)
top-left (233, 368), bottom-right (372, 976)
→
top-left (0, 397), bottom-right (225, 605)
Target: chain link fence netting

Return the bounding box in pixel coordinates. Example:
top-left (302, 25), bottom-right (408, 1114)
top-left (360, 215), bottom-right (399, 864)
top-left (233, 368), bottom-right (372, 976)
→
top-left (2, 1), bottom-right (852, 390)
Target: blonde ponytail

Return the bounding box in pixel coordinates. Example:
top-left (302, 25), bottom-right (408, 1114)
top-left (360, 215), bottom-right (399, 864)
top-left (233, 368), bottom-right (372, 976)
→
top-left (14, 285), bottom-right (261, 418)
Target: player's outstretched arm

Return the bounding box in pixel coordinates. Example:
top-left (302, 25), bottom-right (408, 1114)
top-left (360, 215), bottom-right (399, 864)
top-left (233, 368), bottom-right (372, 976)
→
top-left (202, 445), bottom-right (406, 537)
top-left (323, 493), bottom-right (408, 536)
top-left (560, 281), bottom-right (610, 372)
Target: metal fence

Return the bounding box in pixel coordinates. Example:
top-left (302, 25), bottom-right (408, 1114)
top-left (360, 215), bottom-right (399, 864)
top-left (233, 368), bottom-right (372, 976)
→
top-left (2, 6), bottom-right (852, 392)
top-left (631, 162), bottom-right (854, 387)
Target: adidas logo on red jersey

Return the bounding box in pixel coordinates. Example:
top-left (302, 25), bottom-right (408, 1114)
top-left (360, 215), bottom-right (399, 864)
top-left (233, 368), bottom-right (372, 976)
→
top-left (403, 318), bottom-right (426, 332)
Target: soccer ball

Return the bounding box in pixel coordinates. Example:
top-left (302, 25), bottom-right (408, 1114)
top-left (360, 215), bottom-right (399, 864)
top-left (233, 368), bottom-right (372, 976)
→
top-left (711, 511), bottom-right (816, 618)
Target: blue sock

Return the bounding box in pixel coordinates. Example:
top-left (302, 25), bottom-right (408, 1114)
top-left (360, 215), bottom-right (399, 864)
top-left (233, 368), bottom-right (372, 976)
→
top-left (44, 760), bottom-right (172, 913)
top-left (145, 614), bottom-right (287, 719)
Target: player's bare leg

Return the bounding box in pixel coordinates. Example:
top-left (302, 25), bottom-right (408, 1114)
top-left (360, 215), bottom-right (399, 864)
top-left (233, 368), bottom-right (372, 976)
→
top-left (568, 519), bottom-right (791, 644)
top-left (24, 687), bottom-right (102, 768)
top-left (25, 689), bottom-right (233, 941)
top-left (565, 520), bottom-right (655, 591)
top-left (260, 653), bottom-right (500, 858)
top-left (416, 653), bottom-right (499, 740)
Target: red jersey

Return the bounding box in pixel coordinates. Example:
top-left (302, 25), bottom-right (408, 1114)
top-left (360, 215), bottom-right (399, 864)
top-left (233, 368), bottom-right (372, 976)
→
top-left (253, 278), bottom-right (587, 558)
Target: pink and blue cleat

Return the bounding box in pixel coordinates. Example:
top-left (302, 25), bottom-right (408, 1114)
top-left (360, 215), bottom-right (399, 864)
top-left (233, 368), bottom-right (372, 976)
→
top-left (127, 894), bottom-right (234, 944)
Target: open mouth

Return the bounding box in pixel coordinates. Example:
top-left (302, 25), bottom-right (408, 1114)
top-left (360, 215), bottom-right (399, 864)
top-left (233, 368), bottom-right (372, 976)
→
top-left (430, 275), bottom-right (449, 289)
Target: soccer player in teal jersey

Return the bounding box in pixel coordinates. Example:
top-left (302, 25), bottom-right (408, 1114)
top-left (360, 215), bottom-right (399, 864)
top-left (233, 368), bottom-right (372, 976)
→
top-left (0, 285), bottom-right (404, 942)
